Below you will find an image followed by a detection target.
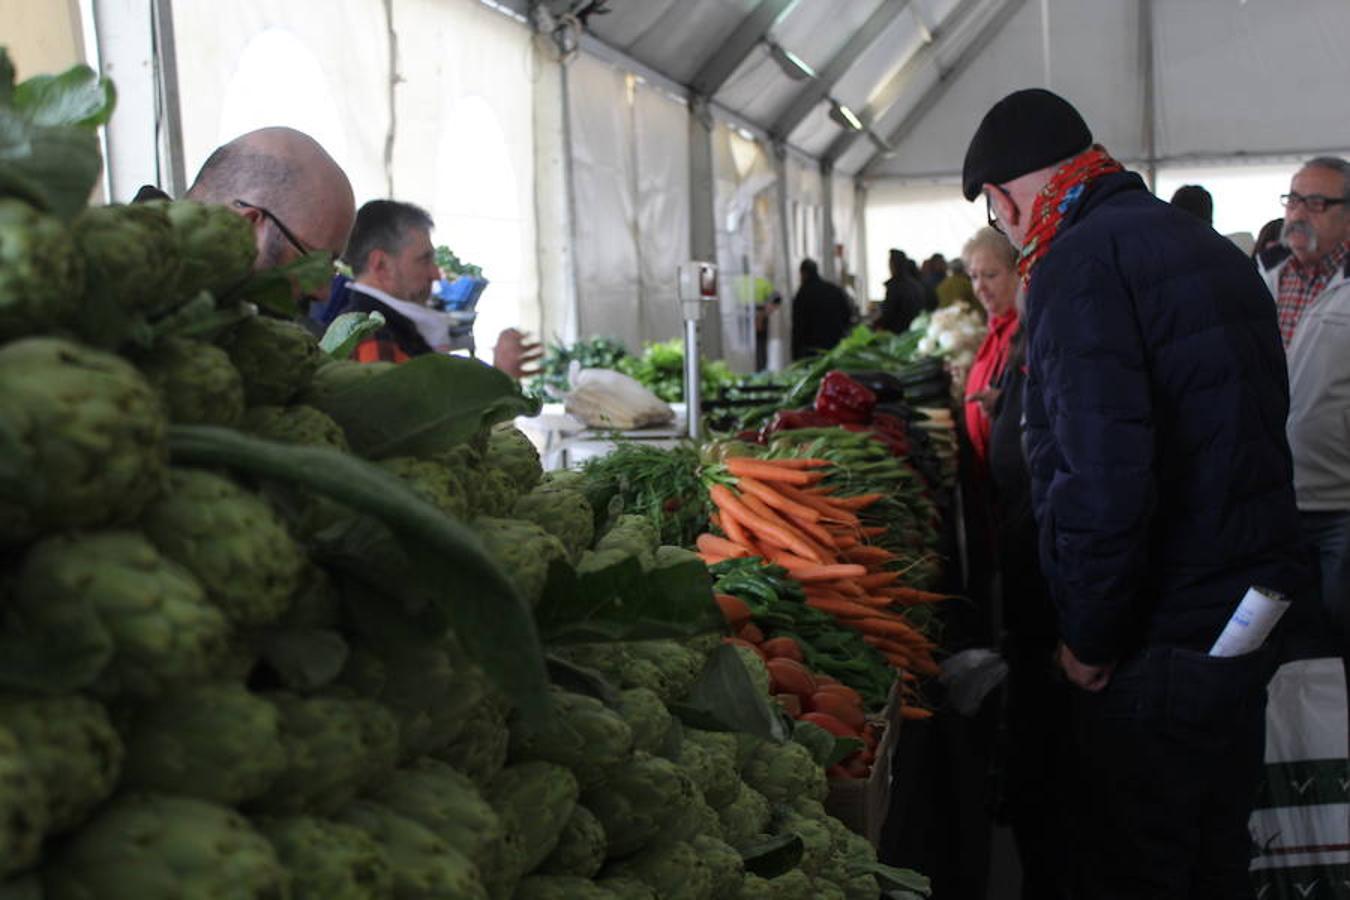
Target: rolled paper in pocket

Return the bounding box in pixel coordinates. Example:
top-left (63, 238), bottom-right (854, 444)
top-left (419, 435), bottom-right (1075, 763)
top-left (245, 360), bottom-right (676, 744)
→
top-left (1209, 586), bottom-right (1290, 657)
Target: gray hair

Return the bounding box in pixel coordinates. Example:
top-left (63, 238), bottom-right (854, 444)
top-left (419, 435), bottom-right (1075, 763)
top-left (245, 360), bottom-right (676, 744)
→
top-left (1304, 156), bottom-right (1350, 200)
top-left (962, 226), bottom-right (1018, 270)
top-left (344, 200), bottom-right (435, 275)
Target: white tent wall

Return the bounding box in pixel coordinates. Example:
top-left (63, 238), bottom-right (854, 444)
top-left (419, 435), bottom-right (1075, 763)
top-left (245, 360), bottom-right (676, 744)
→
top-left (633, 84), bottom-right (693, 350)
top-left (4, 0), bottom-right (85, 81)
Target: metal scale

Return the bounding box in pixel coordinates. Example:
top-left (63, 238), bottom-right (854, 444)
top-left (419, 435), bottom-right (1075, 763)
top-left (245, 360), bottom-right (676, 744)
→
top-left (677, 260), bottom-right (718, 440)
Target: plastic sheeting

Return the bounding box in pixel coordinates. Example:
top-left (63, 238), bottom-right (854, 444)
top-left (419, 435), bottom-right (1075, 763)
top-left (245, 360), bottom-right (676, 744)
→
top-left (567, 53), bottom-right (691, 352)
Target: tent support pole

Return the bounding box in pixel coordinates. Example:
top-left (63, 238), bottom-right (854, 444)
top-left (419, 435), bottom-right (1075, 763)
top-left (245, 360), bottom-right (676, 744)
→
top-left (820, 160), bottom-right (836, 281)
top-left (854, 179), bottom-right (870, 310)
top-left (1140, 0), bottom-right (1157, 190)
top-left (689, 96), bottom-right (723, 358)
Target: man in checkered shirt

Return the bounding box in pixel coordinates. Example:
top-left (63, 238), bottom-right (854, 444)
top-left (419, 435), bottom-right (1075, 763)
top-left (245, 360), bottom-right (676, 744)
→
top-left (1259, 156), bottom-right (1350, 651)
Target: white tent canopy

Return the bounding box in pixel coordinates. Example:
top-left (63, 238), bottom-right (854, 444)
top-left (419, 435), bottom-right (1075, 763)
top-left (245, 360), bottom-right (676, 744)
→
top-left (10, 0), bottom-right (1350, 362)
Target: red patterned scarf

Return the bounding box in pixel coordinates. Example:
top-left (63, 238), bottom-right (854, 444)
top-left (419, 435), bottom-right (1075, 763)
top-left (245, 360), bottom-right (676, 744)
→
top-left (1017, 145), bottom-right (1123, 285)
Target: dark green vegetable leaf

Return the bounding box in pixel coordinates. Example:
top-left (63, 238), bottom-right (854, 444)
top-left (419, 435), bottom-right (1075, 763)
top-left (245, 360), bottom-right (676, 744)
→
top-left (535, 555), bottom-right (723, 645)
top-left (544, 653), bottom-right (622, 707)
top-left (853, 862), bottom-right (931, 895)
top-left (255, 627), bottom-right (349, 692)
top-left (670, 644), bottom-right (789, 743)
top-left (167, 425), bottom-right (550, 720)
top-left (12, 63), bottom-right (116, 127)
top-left (825, 736), bottom-right (865, 768)
top-left (219, 250), bottom-right (334, 319)
top-left (314, 354), bottom-right (540, 459)
top-left (738, 833), bottom-right (804, 879)
top-left (322, 310), bottom-right (386, 359)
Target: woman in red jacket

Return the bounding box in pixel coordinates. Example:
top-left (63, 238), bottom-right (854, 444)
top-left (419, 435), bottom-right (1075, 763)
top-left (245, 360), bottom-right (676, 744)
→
top-left (962, 227), bottom-right (1020, 471)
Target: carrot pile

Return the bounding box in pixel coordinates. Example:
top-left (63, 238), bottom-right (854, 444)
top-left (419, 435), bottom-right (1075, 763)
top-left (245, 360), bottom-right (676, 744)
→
top-left (695, 455), bottom-right (951, 716)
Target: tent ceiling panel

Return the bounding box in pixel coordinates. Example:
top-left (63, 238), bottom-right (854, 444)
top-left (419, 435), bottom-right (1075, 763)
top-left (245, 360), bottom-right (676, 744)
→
top-left (715, 0), bottom-right (887, 128)
top-left (866, 0), bottom-right (1147, 180)
top-left (827, 7), bottom-right (931, 114)
top-left (1153, 0), bottom-right (1350, 160)
top-left (792, 100), bottom-right (843, 159)
top-left (586, 0), bottom-right (761, 85)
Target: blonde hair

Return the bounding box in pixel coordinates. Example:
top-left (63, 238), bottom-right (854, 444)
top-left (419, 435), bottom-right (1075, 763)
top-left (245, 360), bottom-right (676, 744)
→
top-left (962, 226), bottom-right (1018, 270)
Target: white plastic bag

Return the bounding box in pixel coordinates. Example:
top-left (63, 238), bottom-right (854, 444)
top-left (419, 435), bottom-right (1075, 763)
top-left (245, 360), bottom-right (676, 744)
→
top-left (562, 367), bottom-right (674, 430)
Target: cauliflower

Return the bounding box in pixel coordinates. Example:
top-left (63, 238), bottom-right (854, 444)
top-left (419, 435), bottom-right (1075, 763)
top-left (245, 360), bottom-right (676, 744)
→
top-left (11, 530), bottom-right (229, 696)
top-left (0, 693), bottom-right (120, 835)
top-left (513, 875), bottom-right (613, 900)
top-left (256, 814), bottom-right (394, 900)
top-left (511, 485), bottom-right (594, 562)
top-left (683, 729), bottom-right (740, 808)
top-left (432, 690), bottom-right (510, 785)
top-left (242, 403), bottom-right (350, 450)
top-left (604, 839), bottom-right (713, 900)
top-left (485, 762), bottom-right (579, 886)
top-left (253, 693), bottom-right (400, 815)
top-left (141, 468), bottom-right (305, 627)
top-left (484, 426), bottom-right (542, 492)
top-left (0, 338), bottom-right (167, 545)
top-left (716, 781), bottom-right (772, 851)
top-left (0, 200), bottom-right (83, 342)
top-left (538, 802), bottom-right (606, 878)
top-left (616, 688), bottom-right (673, 755)
top-left (0, 727), bottom-right (48, 878)
top-left (44, 794), bottom-right (287, 899)
top-left (742, 740), bottom-right (828, 804)
top-left (119, 682), bottom-right (287, 807)
top-left (731, 645), bottom-right (771, 697)
top-left (217, 314), bottom-right (323, 405)
top-left (582, 752), bottom-right (699, 859)
top-left (378, 457), bottom-right (469, 521)
top-left (691, 834), bottom-right (744, 899)
top-left (371, 757), bottom-right (503, 866)
top-left (336, 800), bottom-right (487, 900)
top-left (471, 517), bottom-right (567, 608)
top-left (508, 688), bottom-right (634, 789)
top-left (137, 337), bottom-right (245, 427)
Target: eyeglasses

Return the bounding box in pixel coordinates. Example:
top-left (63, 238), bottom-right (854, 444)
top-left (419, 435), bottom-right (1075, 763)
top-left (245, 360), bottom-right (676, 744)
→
top-left (985, 186), bottom-right (1009, 234)
top-left (1280, 192), bottom-right (1349, 214)
top-left (233, 199), bottom-right (312, 256)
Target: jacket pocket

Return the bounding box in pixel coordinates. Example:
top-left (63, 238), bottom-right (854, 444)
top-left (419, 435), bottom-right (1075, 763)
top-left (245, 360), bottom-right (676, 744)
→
top-left (1163, 646), bottom-right (1272, 730)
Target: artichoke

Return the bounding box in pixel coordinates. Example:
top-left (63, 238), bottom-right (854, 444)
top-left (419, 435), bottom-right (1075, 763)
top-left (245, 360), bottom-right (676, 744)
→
top-left (377, 457), bottom-right (468, 521)
top-left (484, 426), bottom-right (542, 491)
top-left (432, 690), bottom-right (510, 786)
top-left (616, 687), bottom-right (673, 755)
top-left (471, 517), bottom-right (566, 608)
top-left (0, 199), bottom-right (83, 342)
top-left (0, 727), bottom-right (50, 878)
top-left (604, 839), bottom-right (714, 900)
top-left (119, 683), bottom-right (287, 806)
top-left (0, 338), bottom-right (167, 546)
top-left (464, 467), bottom-right (523, 518)
top-left (140, 468), bottom-right (305, 627)
top-left (335, 801), bottom-right (488, 900)
top-left (691, 835), bottom-right (744, 899)
top-left (242, 403), bottom-right (350, 450)
top-left (508, 688), bottom-right (633, 789)
top-left (160, 198), bottom-right (256, 300)
top-left (256, 815), bottom-right (394, 900)
top-left (10, 530), bottom-right (229, 696)
top-left (581, 752), bottom-right (700, 859)
top-left (511, 484), bottom-right (594, 563)
top-left (371, 757), bottom-right (504, 866)
top-left (513, 876), bottom-right (613, 900)
top-left (254, 693), bottom-right (400, 816)
top-left (136, 336), bottom-right (246, 426)
top-left (70, 202), bottom-right (182, 344)
top-left (0, 693), bottom-right (123, 833)
top-left (218, 314), bottom-right (323, 405)
top-left (538, 803), bottom-right (606, 878)
top-left (43, 794), bottom-right (288, 899)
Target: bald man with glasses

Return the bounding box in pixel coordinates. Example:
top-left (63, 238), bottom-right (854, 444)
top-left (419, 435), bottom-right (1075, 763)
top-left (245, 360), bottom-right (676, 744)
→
top-left (1259, 157), bottom-right (1350, 652)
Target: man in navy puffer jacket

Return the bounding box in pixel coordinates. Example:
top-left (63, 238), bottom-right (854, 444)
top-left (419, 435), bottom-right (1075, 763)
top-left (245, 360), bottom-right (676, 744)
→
top-left (963, 89), bottom-right (1308, 899)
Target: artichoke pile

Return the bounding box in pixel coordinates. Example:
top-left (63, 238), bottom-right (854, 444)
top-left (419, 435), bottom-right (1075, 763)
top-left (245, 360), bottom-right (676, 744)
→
top-left (0, 64), bottom-right (898, 900)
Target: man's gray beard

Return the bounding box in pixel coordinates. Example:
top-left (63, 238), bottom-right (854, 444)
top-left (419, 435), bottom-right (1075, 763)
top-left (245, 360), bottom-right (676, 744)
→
top-left (1281, 220), bottom-right (1318, 254)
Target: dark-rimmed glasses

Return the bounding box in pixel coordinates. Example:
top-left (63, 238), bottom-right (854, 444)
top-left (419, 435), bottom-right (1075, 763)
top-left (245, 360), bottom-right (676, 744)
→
top-left (1280, 192), bottom-right (1349, 215)
top-left (985, 185), bottom-right (1010, 234)
top-left (233, 199), bottom-right (311, 256)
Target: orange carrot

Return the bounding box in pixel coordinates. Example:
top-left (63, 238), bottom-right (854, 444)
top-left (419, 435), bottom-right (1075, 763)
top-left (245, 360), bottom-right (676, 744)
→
top-left (887, 586), bottom-right (957, 604)
top-left (833, 579), bottom-right (865, 597)
top-left (774, 482), bottom-right (861, 524)
top-left (724, 457), bottom-right (825, 485)
top-left (847, 616), bottom-right (930, 644)
top-left (736, 476), bottom-right (821, 523)
top-left (843, 545), bottom-right (895, 565)
top-left (768, 552), bottom-right (866, 582)
top-left (697, 533), bottom-right (749, 559)
top-left (710, 484), bottom-right (823, 563)
top-left (831, 492), bottom-right (885, 509)
top-left (859, 526), bottom-right (888, 538)
top-left (833, 534), bottom-right (859, 549)
top-left (805, 596), bottom-right (889, 619)
top-left (718, 508), bottom-right (751, 547)
top-left (737, 493), bottom-right (831, 563)
top-left (857, 571), bottom-right (901, 590)
top-left (757, 457), bottom-right (831, 469)
top-left (900, 706), bottom-right (935, 720)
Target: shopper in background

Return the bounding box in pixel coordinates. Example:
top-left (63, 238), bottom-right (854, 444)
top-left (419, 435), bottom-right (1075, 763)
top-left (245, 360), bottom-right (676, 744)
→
top-left (1253, 217), bottom-right (1285, 260)
top-left (960, 227), bottom-right (1019, 473)
top-left (936, 257), bottom-right (977, 311)
top-left (1169, 183), bottom-right (1214, 225)
top-left (964, 88), bottom-right (1307, 898)
top-left (1258, 157), bottom-right (1350, 649)
top-left (789, 257), bottom-right (854, 360)
top-left (877, 248), bottom-right (928, 333)
top-left (921, 253), bottom-right (948, 290)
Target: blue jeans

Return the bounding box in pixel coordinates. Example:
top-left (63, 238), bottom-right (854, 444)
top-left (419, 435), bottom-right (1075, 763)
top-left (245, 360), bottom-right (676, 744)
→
top-left (1298, 509), bottom-right (1350, 651)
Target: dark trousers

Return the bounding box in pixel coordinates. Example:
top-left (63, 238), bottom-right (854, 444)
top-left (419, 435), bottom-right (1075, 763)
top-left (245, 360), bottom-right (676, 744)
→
top-left (1065, 646), bottom-right (1272, 900)
top-left (1298, 509), bottom-right (1350, 653)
